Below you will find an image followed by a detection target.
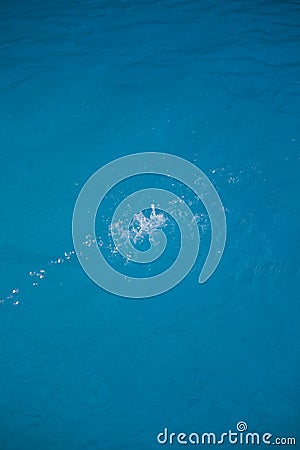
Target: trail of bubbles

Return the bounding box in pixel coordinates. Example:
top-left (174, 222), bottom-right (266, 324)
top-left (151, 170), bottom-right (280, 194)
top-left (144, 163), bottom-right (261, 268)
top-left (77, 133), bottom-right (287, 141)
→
top-left (0, 205), bottom-right (168, 306)
top-left (2, 160), bottom-right (267, 305)
top-left (1, 189), bottom-right (211, 305)
top-left (0, 251), bottom-right (76, 306)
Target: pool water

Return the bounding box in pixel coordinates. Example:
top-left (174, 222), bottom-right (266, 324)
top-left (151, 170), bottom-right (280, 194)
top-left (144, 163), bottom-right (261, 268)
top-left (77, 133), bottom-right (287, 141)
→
top-left (0, 1), bottom-right (299, 449)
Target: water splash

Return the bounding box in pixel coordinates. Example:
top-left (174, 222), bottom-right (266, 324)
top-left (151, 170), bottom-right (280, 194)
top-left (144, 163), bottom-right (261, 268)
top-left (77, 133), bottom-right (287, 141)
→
top-left (110, 203), bottom-right (168, 250)
top-left (1, 199), bottom-right (209, 306)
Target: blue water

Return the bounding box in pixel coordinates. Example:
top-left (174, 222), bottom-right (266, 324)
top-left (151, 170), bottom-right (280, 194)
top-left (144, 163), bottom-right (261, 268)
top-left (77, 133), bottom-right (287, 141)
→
top-left (1, 0), bottom-right (299, 448)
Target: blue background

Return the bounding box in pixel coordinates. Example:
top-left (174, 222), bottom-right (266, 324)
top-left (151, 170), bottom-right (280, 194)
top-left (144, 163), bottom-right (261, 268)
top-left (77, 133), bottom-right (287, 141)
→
top-left (0, 0), bottom-right (299, 448)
